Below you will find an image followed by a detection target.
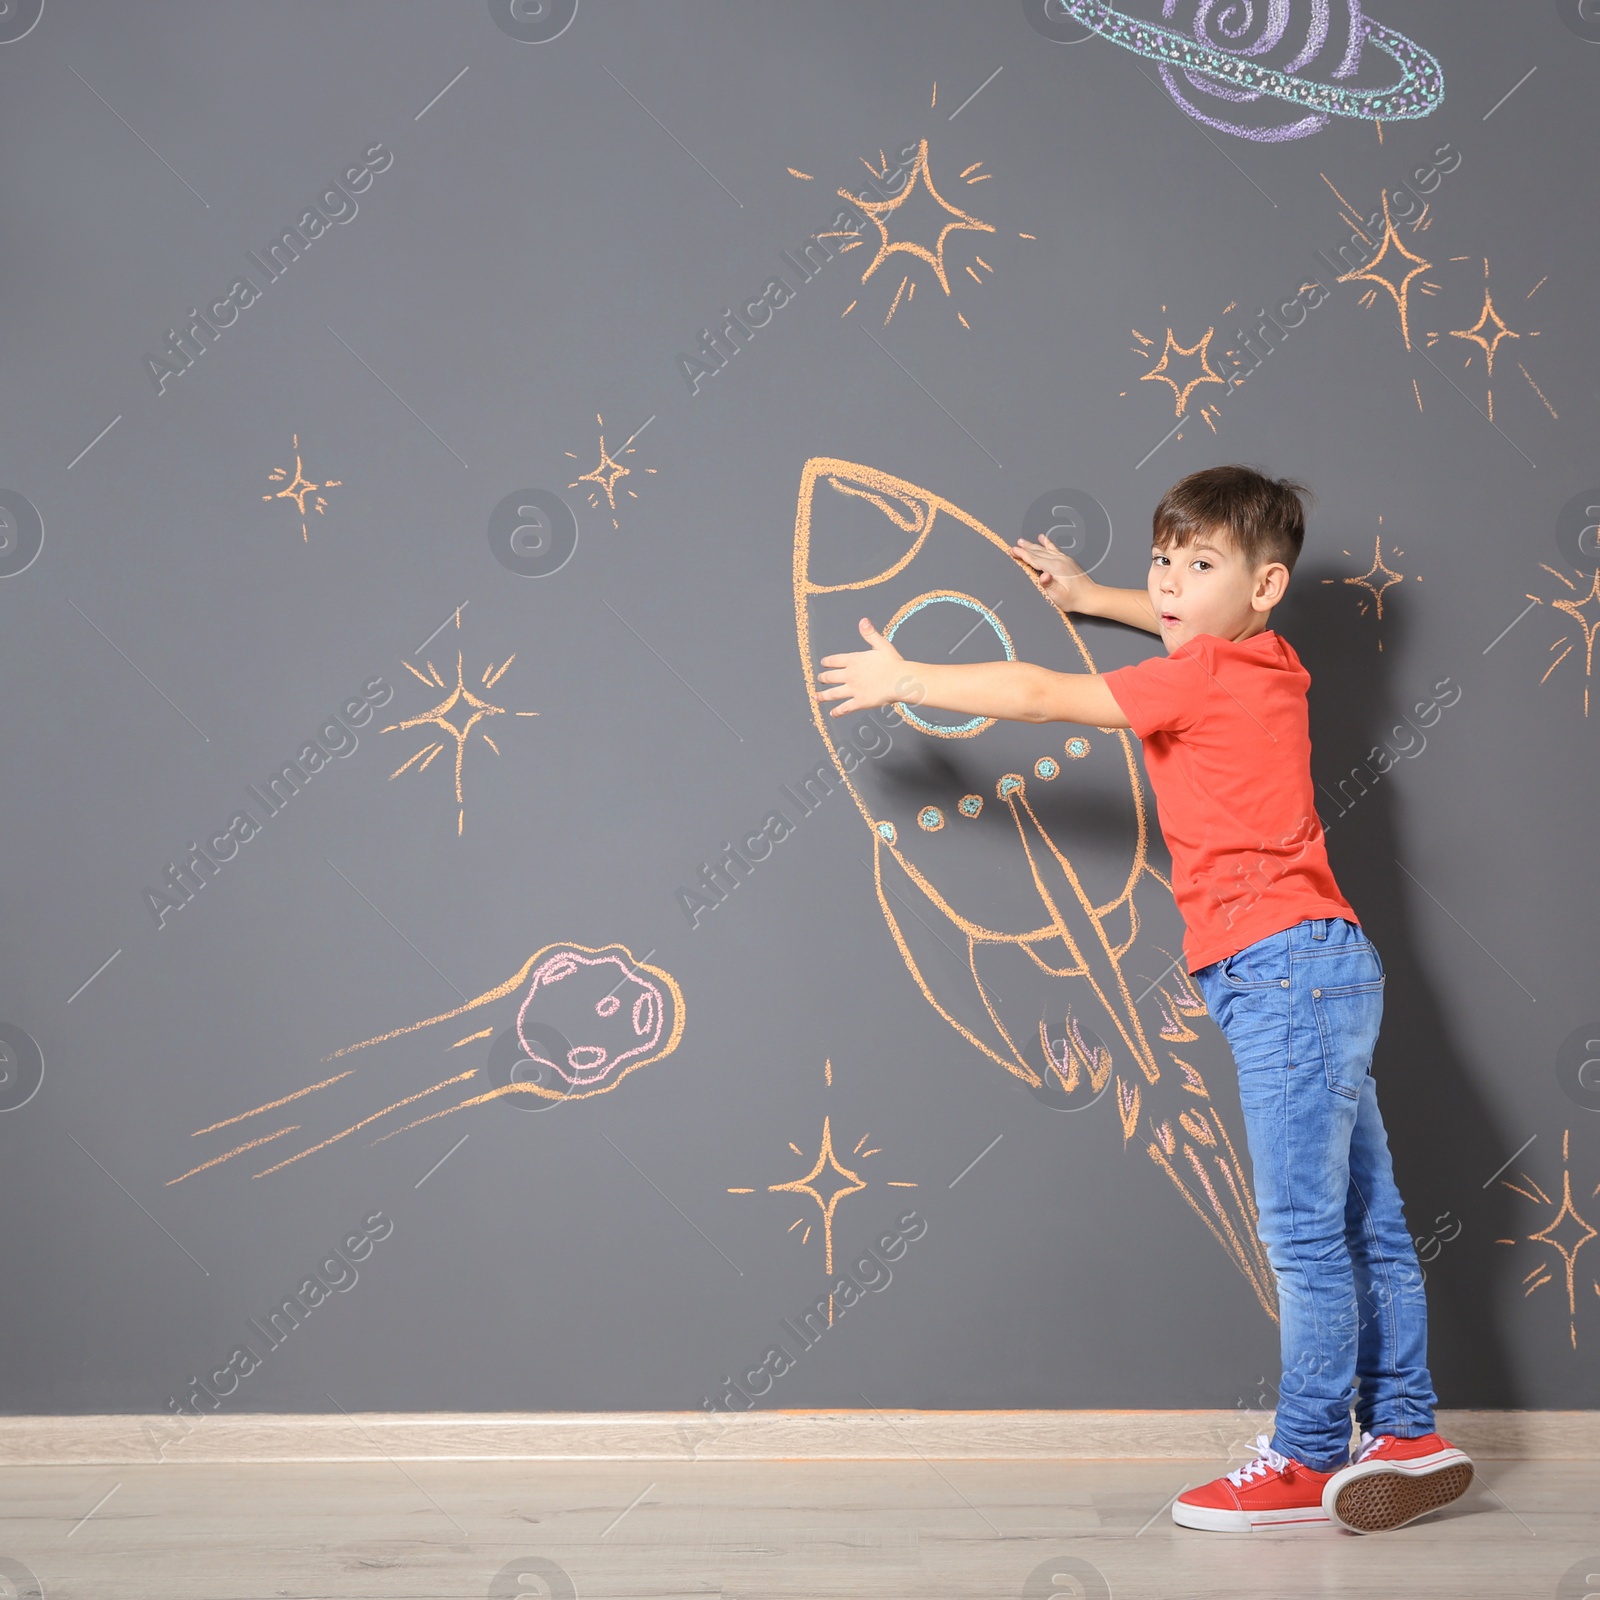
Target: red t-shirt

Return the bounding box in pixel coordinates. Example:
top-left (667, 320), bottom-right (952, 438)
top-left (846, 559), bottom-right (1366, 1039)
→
top-left (1102, 630), bottom-right (1356, 972)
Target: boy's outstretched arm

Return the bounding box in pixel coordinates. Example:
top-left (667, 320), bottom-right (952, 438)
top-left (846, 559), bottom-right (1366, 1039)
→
top-left (817, 617), bottom-right (1131, 729)
top-left (1012, 532), bottom-right (1162, 635)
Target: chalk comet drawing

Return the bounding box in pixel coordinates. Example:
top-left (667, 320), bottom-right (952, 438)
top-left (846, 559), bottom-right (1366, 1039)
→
top-left (1058, 1), bottom-right (1443, 143)
top-left (325, 941), bottom-right (685, 1109)
top-left (167, 942), bottom-right (685, 1184)
top-left (795, 459), bottom-right (1276, 1317)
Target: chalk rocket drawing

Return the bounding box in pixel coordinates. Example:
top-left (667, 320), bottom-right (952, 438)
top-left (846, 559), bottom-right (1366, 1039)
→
top-left (1497, 1129), bottom-right (1598, 1350)
top-left (795, 459), bottom-right (1276, 1318)
top-left (167, 942), bottom-right (684, 1183)
top-left (1057, 1), bottom-right (1443, 143)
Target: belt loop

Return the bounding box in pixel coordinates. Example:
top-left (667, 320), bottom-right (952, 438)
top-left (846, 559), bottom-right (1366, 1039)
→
top-left (1311, 918), bottom-right (1328, 941)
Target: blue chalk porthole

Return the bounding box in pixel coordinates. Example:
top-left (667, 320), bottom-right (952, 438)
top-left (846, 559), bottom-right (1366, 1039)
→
top-left (917, 806), bottom-right (944, 832)
top-left (997, 773), bottom-right (1024, 799)
top-left (958, 793), bottom-right (983, 818)
top-left (1065, 736), bottom-right (1090, 759)
top-left (876, 820), bottom-right (898, 844)
top-left (1035, 757), bottom-right (1060, 780)
top-left (882, 590), bottom-right (1015, 739)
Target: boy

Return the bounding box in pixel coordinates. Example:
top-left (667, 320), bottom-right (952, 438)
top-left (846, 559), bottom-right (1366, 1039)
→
top-left (816, 464), bottom-right (1473, 1535)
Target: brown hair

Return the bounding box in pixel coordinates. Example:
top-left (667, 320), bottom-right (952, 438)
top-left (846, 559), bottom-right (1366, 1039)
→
top-left (1152, 464), bottom-right (1310, 572)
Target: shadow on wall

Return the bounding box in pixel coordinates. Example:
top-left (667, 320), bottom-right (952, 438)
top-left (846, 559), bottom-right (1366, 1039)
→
top-left (1278, 563), bottom-right (1518, 1408)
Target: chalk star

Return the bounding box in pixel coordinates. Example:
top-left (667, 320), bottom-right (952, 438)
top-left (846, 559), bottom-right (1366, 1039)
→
top-left (568, 412), bottom-right (657, 530)
top-left (263, 434), bottom-right (341, 541)
top-left (1344, 536), bottom-right (1405, 620)
top-left (1450, 286), bottom-right (1519, 376)
top-left (1529, 1166), bottom-right (1598, 1351)
top-left (1531, 1179), bottom-right (1599, 1283)
top-left (576, 435), bottom-right (628, 510)
top-left (1552, 569), bottom-right (1600, 643)
top-left (767, 1114), bottom-right (867, 1276)
top-left (728, 1058), bottom-right (916, 1326)
top-left (845, 137), bottom-right (996, 297)
top-left (1140, 326), bottom-right (1226, 416)
top-left (1542, 567), bottom-right (1600, 715)
top-left (385, 615), bottom-right (539, 836)
top-left (1502, 1130), bottom-right (1599, 1349)
top-left (1337, 191), bottom-right (1432, 350)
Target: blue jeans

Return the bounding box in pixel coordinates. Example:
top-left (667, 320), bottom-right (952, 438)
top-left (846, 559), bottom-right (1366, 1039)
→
top-left (1193, 917), bottom-right (1438, 1472)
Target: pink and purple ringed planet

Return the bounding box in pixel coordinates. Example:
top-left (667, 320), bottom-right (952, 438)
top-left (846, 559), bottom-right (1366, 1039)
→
top-left (1060, 0), bottom-right (1444, 142)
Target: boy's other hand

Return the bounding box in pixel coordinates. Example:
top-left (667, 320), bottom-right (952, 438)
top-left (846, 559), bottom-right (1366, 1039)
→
top-left (1013, 532), bottom-right (1093, 612)
top-left (817, 618), bottom-right (920, 717)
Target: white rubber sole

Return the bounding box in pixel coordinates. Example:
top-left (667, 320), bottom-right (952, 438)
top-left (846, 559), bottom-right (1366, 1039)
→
top-left (1322, 1448), bottom-right (1474, 1533)
top-left (1173, 1497), bottom-right (1332, 1532)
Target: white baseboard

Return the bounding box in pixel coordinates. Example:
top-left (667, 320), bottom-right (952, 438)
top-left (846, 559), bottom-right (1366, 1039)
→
top-left (0, 1409), bottom-right (1594, 1465)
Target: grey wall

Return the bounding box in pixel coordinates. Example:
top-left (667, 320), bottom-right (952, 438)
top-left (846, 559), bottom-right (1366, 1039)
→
top-left (1, 0), bottom-right (1597, 1420)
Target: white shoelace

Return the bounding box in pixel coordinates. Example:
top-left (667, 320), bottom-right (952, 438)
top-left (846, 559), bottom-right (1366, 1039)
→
top-left (1226, 1433), bottom-right (1292, 1486)
top-left (1354, 1429), bottom-right (1383, 1462)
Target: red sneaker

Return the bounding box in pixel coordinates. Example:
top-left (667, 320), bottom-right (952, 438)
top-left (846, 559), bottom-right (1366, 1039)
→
top-left (1172, 1434), bottom-right (1336, 1531)
top-left (1322, 1430), bottom-right (1474, 1533)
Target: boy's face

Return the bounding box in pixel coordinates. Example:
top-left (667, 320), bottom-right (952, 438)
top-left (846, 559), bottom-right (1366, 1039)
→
top-left (1147, 526), bottom-right (1289, 653)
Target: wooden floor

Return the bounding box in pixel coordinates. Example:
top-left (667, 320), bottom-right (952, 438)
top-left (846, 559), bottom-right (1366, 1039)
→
top-left (3, 1457), bottom-right (1597, 1597)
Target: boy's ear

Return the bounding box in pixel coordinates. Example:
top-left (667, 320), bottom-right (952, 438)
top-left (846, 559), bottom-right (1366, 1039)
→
top-left (1252, 561), bottom-right (1291, 612)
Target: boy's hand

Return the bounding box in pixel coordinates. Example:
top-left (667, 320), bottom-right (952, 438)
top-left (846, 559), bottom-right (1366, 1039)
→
top-left (817, 618), bottom-right (921, 717)
top-left (1012, 531), bottom-right (1095, 612)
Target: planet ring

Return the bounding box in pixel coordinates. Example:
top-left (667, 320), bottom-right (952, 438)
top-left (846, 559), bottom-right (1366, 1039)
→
top-left (1059, 0), bottom-right (1444, 123)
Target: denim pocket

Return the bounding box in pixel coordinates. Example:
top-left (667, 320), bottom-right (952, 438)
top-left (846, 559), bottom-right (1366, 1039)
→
top-left (1311, 977), bottom-right (1385, 1099)
top-left (1218, 933), bottom-right (1291, 991)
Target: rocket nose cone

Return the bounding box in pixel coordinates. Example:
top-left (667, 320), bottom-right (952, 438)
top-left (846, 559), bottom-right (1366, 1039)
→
top-left (795, 458), bottom-right (938, 596)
